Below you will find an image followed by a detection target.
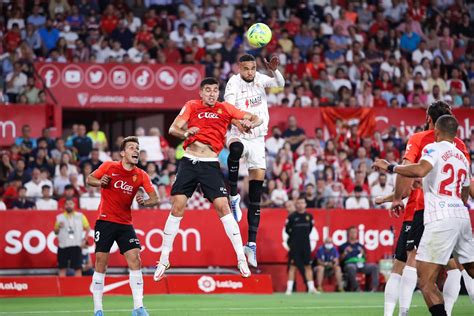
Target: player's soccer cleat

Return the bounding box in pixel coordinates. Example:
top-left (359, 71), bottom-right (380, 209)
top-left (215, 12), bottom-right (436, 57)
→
top-left (285, 290), bottom-right (292, 295)
top-left (238, 260), bottom-right (251, 278)
top-left (132, 307), bottom-right (149, 316)
top-left (244, 243), bottom-right (258, 268)
top-left (153, 262), bottom-right (170, 281)
top-left (94, 311), bottom-right (103, 316)
top-left (230, 194), bottom-right (242, 222)
top-left (308, 288), bottom-right (321, 294)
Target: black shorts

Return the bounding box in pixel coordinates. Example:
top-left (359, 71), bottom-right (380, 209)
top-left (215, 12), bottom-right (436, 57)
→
top-left (58, 246), bottom-right (82, 269)
top-left (394, 221), bottom-right (412, 262)
top-left (94, 220), bottom-right (141, 254)
top-left (171, 157), bottom-right (228, 202)
top-left (289, 245), bottom-right (312, 267)
top-left (406, 210), bottom-right (424, 251)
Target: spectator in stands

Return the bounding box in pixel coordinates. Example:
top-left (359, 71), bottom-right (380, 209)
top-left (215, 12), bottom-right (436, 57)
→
top-left (24, 168), bottom-right (52, 199)
top-left (304, 183), bottom-right (317, 208)
top-left (7, 159), bottom-right (30, 185)
top-left (39, 19), bottom-right (60, 54)
top-left (265, 126), bottom-right (285, 158)
top-left (36, 185), bottom-right (58, 210)
top-left (54, 152), bottom-right (78, 176)
top-left (12, 186), bottom-right (35, 209)
top-left (315, 237), bottom-right (344, 292)
top-left (339, 226), bottom-right (379, 291)
top-left (72, 125), bottom-right (93, 161)
top-left (79, 185), bottom-right (101, 211)
top-left (58, 184), bottom-right (79, 210)
top-left (352, 147), bottom-right (373, 170)
top-left (0, 153), bottom-right (14, 188)
top-left (79, 149), bottom-right (102, 172)
top-left (283, 115), bottom-right (306, 152)
top-left (345, 185), bottom-right (370, 209)
top-left (22, 77), bottom-right (40, 104)
top-left (54, 199), bottom-right (89, 277)
top-left (271, 179), bottom-right (289, 207)
top-left (27, 6), bottom-right (46, 28)
top-left (54, 163), bottom-right (71, 196)
top-left (5, 62), bottom-right (27, 103)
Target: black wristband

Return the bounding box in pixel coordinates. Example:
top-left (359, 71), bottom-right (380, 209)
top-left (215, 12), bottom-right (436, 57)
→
top-left (387, 164), bottom-right (396, 174)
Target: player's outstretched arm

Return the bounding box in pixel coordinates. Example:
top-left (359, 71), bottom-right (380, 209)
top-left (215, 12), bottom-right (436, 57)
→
top-left (169, 117), bottom-right (198, 139)
top-left (243, 113), bottom-right (263, 128)
top-left (86, 174), bottom-right (110, 188)
top-left (136, 190), bottom-right (160, 207)
top-left (374, 158), bottom-right (433, 178)
top-left (263, 55), bottom-right (285, 87)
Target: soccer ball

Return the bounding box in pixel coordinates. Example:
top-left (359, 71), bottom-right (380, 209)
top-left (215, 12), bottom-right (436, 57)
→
top-left (246, 23), bottom-right (272, 48)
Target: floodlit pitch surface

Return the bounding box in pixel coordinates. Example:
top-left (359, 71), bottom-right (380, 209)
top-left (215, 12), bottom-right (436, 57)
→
top-left (1, 293), bottom-right (472, 315)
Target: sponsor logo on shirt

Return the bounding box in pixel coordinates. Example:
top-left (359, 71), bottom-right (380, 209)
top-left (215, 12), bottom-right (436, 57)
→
top-left (197, 112), bottom-right (220, 119)
top-left (422, 148), bottom-right (435, 157)
top-left (245, 96), bottom-right (262, 108)
top-left (113, 180), bottom-right (133, 194)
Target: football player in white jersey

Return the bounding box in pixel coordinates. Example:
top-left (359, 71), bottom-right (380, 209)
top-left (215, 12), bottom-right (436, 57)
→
top-left (224, 54), bottom-right (285, 267)
top-left (374, 115), bottom-right (474, 316)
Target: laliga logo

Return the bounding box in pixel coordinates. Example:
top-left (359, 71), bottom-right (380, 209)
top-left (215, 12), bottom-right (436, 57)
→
top-left (0, 282), bottom-right (28, 291)
top-left (114, 180), bottom-right (133, 193)
top-left (198, 276), bottom-right (216, 293)
top-left (197, 276), bottom-right (243, 293)
top-left (198, 112), bottom-right (219, 119)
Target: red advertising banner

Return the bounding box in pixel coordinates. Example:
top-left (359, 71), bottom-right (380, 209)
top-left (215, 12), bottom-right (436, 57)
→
top-left (320, 108), bottom-right (376, 137)
top-left (268, 108), bottom-right (473, 138)
top-left (0, 104), bottom-right (62, 147)
top-left (34, 62), bottom-right (204, 109)
top-left (5, 209), bottom-right (471, 269)
top-left (373, 108), bottom-right (474, 139)
top-left (0, 275), bottom-right (272, 297)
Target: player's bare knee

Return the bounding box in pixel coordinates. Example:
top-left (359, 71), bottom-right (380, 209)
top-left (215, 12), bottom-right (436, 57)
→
top-left (462, 262), bottom-right (474, 278)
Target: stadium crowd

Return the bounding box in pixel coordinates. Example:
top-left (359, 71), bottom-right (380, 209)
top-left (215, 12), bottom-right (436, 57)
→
top-left (1, 0), bottom-right (474, 107)
top-left (1, 115), bottom-right (473, 212)
top-left (0, 0), bottom-right (474, 212)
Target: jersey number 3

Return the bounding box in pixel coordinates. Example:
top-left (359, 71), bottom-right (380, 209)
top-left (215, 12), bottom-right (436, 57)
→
top-left (438, 163), bottom-right (467, 198)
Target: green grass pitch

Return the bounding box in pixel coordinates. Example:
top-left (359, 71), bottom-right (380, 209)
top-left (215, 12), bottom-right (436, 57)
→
top-left (1, 293), bottom-right (472, 315)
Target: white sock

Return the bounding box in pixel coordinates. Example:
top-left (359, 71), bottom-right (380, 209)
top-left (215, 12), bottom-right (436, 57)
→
top-left (129, 270), bottom-right (144, 310)
top-left (443, 269), bottom-right (461, 316)
top-left (92, 272), bottom-right (105, 313)
top-left (286, 280), bottom-right (294, 293)
top-left (159, 214), bottom-right (182, 265)
top-left (461, 269), bottom-right (474, 302)
top-left (307, 280), bottom-right (315, 292)
top-left (220, 213), bottom-right (245, 261)
top-left (384, 273), bottom-right (401, 316)
top-left (399, 266), bottom-right (417, 316)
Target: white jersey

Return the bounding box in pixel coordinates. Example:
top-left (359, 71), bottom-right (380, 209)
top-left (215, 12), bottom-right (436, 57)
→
top-left (420, 141), bottom-right (471, 224)
top-left (224, 70), bottom-right (285, 139)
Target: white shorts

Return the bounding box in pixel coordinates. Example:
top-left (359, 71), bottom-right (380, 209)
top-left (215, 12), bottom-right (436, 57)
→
top-left (416, 217), bottom-right (474, 265)
top-left (227, 136), bottom-right (266, 170)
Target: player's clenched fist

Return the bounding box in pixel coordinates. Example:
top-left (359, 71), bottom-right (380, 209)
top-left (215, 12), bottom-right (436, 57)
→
top-left (101, 175), bottom-right (111, 187)
top-left (136, 194), bottom-right (145, 206)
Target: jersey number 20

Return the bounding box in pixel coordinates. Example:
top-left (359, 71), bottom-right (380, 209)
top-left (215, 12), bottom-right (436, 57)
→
top-left (438, 163), bottom-right (467, 198)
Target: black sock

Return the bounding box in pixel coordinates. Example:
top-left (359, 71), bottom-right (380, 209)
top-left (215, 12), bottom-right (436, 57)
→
top-left (227, 142), bottom-right (244, 196)
top-left (429, 304), bottom-right (447, 316)
top-left (247, 180), bottom-right (263, 243)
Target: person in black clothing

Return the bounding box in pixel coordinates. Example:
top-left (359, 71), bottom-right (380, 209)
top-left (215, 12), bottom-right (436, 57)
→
top-left (72, 125), bottom-right (93, 161)
top-left (304, 183), bottom-right (317, 208)
top-left (282, 115), bottom-right (306, 152)
top-left (12, 186), bottom-right (35, 209)
top-left (79, 148), bottom-right (102, 172)
top-left (339, 226), bottom-right (379, 292)
top-left (7, 159), bottom-right (31, 184)
top-left (284, 196), bottom-right (318, 294)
